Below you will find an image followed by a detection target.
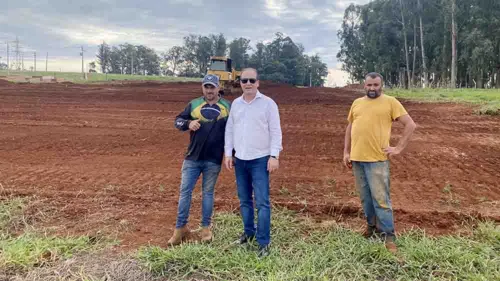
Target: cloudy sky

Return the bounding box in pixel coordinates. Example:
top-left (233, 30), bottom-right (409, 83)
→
top-left (2, 0), bottom-right (370, 86)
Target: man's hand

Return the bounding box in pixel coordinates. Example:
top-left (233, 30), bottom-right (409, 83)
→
top-left (224, 156), bottom-right (233, 171)
top-left (188, 120), bottom-right (201, 131)
top-left (383, 146), bottom-right (402, 158)
top-left (268, 157), bottom-right (279, 173)
top-left (343, 152), bottom-right (352, 169)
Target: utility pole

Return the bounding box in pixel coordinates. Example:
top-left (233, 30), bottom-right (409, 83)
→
top-left (45, 52), bottom-right (48, 71)
top-left (131, 52), bottom-right (134, 75)
top-left (310, 68), bottom-right (312, 87)
top-left (14, 37), bottom-right (20, 71)
top-left (34, 52), bottom-right (36, 72)
top-left (6, 42), bottom-right (9, 75)
top-left (80, 46), bottom-right (85, 79)
top-left (21, 53), bottom-right (24, 71)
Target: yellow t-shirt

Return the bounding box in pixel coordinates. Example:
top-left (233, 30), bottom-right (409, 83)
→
top-left (347, 94), bottom-right (408, 162)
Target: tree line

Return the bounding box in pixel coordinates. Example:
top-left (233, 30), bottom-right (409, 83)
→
top-left (337, 0), bottom-right (500, 88)
top-left (96, 32), bottom-right (328, 87)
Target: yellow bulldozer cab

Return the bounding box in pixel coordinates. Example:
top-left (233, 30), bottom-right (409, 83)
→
top-left (207, 56), bottom-right (242, 96)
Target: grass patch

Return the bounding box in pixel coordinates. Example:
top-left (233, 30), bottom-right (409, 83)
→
top-left (0, 70), bottom-right (200, 84)
top-left (0, 197), bottom-right (25, 231)
top-left (138, 209), bottom-right (500, 280)
top-left (0, 233), bottom-right (104, 271)
top-left (386, 88), bottom-right (500, 115)
top-left (0, 198), bottom-right (112, 273)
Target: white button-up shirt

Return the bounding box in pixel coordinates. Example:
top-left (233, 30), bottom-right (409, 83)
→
top-left (224, 91), bottom-right (283, 161)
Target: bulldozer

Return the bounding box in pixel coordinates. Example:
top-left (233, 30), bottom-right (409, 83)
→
top-left (206, 56), bottom-right (242, 96)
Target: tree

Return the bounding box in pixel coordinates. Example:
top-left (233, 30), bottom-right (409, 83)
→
top-left (450, 0), bottom-right (457, 88)
top-left (229, 38), bottom-right (251, 70)
top-left (89, 61), bottom-right (97, 72)
top-left (399, 0), bottom-right (411, 88)
top-left (249, 42), bottom-right (266, 72)
top-left (162, 46), bottom-right (184, 75)
top-left (337, 4), bottom-right (368, 83)
top-left (95, 32), bottom-right (329, 85)
top-left (182, 34), bottom-right (213, 76)
top-left (136, 45), bottom-right (160, 75)
top-left (210, 33), bottom-right (227, 56)
top-left (96, 42), bottom-right (111, 73)
top-left (109, 46), bottom-right (123, 74)
top-left (310, 55), bottom-right (328, 87)
top-left (418, 0), bottom-right (429, 88)
top-left (337, 0), bottom-right (499, 88)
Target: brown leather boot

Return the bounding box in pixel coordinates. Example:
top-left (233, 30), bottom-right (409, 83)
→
top-left (385, 241), bottom-right (398, 254)
top-left (384, 236), bottom-right (398, 254)
top-left (167, 227), bottom-right (189, 246)
top-left (200, 226), bottom-right (213, 243)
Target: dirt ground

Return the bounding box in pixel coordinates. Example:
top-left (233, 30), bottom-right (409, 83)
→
top-left (0, 80), bottom-right (498, 249)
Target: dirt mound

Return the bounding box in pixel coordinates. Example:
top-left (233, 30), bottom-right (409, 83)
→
top-left (259, 80), bottom-right (293, 88)
top-left (343, 83), bottom-right (363, 89)
top-left (0, 78), bottom-right (13, 86)
top-left (0, 81), bottom-right (498, 249)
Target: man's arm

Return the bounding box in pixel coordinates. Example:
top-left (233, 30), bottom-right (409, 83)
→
top-left (224, 106), bottom-right (235, 170)
top-left (174, 103), bottom-right (192, 131)
top-left (224, 109), bottom-right (234, 158)
top-left (267, 100), bottom-right (282, 173)
top-left (384, 114), bottom-right (416, 156)
top-left (268, 100), bottom-right (283, 159)
top-left (343, 123), bottom-right (352, 168)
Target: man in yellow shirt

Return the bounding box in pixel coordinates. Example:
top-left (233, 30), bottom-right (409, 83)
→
top-left (343, 72), bottom-right (416, 254)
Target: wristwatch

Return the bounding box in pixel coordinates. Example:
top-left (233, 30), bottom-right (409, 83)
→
top-left (271, 155), bottom-right (279, 160)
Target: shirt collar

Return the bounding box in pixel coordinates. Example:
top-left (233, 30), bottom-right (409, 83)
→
top-left (240, 90), bottom-right (262, 104)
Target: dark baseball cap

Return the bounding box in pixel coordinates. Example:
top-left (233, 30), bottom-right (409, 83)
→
top-left (202, 74), bottom-right (220, 87)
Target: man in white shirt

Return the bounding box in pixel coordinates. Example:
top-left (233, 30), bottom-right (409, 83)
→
top-left (224, 68), bottom-right (283, 257)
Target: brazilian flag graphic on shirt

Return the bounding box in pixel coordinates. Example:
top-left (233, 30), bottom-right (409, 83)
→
top-left (190, 97), bottom-right (230, 123)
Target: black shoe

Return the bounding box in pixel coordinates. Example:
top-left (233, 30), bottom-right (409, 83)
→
top-left (239, 232), bottom-right (255, 244)
top-left (258, 244), bottom-right (270, 258)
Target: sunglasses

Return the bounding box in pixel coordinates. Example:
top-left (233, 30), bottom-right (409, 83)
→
top-left (240, 78), bottom-right (257, 84)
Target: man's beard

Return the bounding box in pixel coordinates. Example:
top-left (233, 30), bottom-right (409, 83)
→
top-left (367, 90), bottom-right (381, 99)
top-left (205, 93), bottom-right (216, 101)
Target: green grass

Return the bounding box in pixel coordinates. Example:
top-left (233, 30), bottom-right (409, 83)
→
top-left (0, 197), bottom-right (25, 231)
top-left (0, 198), bottom-right (112, 273)
top-left (386, 88), bottom-right (500, 115)
top-left (0, 70), bottom-right (200, 83)
top-left (138, 209), bottom-right (500, 281)
top-left (0, 233), bottom-right (104, 271)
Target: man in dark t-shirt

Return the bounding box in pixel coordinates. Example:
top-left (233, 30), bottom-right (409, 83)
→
top-left (167, 74), bottom-right (231, 246)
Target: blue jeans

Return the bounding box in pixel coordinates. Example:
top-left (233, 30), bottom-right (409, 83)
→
top-left (175, 160), bottom-right (221, 228)
top-left (234, 156), bottom-right (271, 246)
top-left (352, 161), bottom-right (395, 238)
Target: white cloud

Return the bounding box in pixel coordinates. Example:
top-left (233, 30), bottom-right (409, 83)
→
top-left (264, 0), bottom-right (289, 18)
top-left (48, 24), bottom-right (184, 51)
top-left (3, 0), bottom-right (375, 86)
